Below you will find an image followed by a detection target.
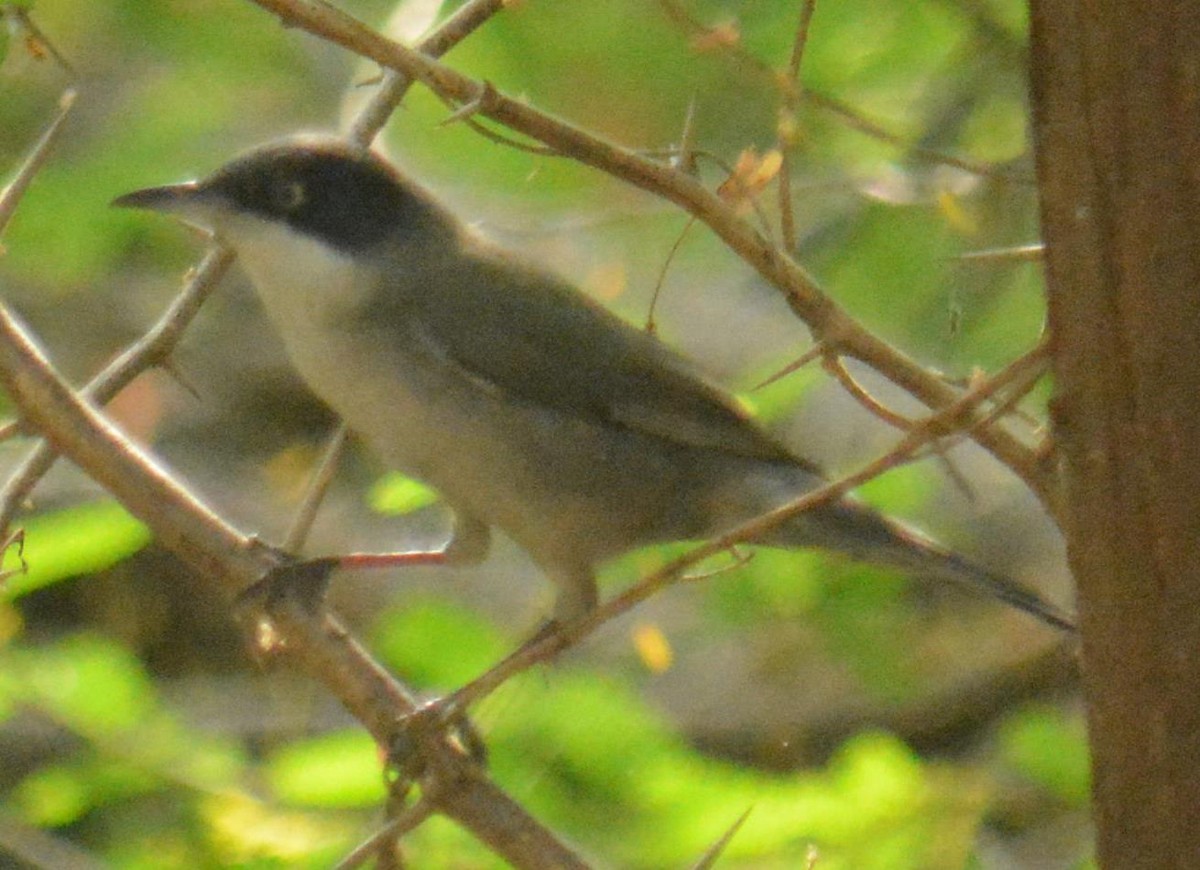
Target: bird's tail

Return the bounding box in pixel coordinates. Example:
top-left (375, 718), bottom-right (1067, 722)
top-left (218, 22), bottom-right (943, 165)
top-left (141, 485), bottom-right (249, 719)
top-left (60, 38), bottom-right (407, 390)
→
top-left (755, 495), bottom-right (1075, 632)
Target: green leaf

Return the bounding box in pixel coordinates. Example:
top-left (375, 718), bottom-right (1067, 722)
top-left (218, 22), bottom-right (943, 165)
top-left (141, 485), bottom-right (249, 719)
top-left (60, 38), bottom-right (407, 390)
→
top-left (15, 632), bottom-right (158, 737)
top-left (370, 597), bottom-right (507, 686)
top-left (2, 500), bottom-right (151, 598)
top-left (265, 730), bottom-right (384, 808)
top-left (998, 705), bottom-right (1091, 805)
top-left (367, 472), bottom-right (439, 516)
top-left (14, 757), bottom-right (157, 827)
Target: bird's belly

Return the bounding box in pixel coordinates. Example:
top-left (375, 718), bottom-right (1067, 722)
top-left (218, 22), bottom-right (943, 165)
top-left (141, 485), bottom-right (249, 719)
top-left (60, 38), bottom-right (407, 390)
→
top-left (276, 324), bottom-right (709, 568)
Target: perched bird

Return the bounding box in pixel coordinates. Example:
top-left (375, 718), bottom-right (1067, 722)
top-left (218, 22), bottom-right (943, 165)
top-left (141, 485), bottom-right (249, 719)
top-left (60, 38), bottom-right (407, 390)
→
top-left (114, 136), bottom-right (1072, 631)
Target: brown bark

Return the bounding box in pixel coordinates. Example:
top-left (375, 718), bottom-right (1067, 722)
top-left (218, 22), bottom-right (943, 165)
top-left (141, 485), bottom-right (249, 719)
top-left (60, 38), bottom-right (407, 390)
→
top-left (1030, 2), bottom-right (1200, 866)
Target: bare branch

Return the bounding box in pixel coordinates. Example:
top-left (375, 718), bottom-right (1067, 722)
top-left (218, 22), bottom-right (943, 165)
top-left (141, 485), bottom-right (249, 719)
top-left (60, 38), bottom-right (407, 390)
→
top-left (822, 354), bottom-right (916, 430)
top-left (334, 799), bottom-right (434, 870)
top-left (0, 247), bottom-right (234, 538)
top-left (777, 0), bottom-right (817, 254)
top-left (0, 89), bottom-right (76, 235)
top-left (283, 422), bottom-right (349, 551)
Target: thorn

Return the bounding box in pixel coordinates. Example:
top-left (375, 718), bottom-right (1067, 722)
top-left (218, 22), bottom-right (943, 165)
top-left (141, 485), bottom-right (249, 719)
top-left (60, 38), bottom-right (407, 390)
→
top-left (753, 343), bottom-right (825, 390)
top-left (0, 529), bottom-right (27, 587)
top-left (954, 243), bottom-right (1044, 263)
top-left (157, 357), bottom-right (202, 401)
top-left (682, 545), bottom-right (753, 582)
top-left (690, 806), bottom-right (753, 870)
top-left (440, 80), bottom-right (498, 127)
top-left (671, 96), bottom-right (700, 176)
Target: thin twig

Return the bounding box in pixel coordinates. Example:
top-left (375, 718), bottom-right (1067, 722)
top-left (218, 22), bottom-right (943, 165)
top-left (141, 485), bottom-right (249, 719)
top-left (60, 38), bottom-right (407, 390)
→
top-left (334, 799), bottom-right (434, 870)
top-left (822, 355), bottom-right (915, 430)
top-left (962, 350), bottom-right (1050, 439)
top-left (804, 91), bottom-right (1032, 183)
top-left (645, 216), bottom-right (696, 335)
top-left (657, 0), bottom-right (1027, 183)
top-left (786, 1), bottom-right (817, 85)
top-left (0, 247), bottom-right (234, 538)
top-left (3, 6), bottom-right (77, 76)
top-left (753, 343), bottom-right (826, 390)
top-left (349, 0), bottom-right (505, 144)
top-left (0, 89), bottom-right (76, 234)
top-left (283, 422), bottom-right (350, 551)
top-left (777, 0), bottom-right (817, 254)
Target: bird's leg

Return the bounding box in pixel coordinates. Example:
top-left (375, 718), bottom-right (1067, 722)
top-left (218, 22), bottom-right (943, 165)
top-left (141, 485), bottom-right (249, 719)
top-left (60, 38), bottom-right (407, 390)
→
top-left (335, 513), bottom-right (491, 571)
top-left (237, 515), bottom-right (490, 632)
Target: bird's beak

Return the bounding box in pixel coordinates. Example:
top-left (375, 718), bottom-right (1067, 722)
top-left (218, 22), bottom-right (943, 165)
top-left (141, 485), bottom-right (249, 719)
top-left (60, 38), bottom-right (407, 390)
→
top-left (112, 181), bottom-right (225, 235)
top-left (112, 181), bottom-right (203, 213)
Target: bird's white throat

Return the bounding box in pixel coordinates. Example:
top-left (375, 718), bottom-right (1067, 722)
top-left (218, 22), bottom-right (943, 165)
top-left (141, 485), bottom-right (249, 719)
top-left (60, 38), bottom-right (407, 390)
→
top-left (219, 213), bottom-right (379, 335)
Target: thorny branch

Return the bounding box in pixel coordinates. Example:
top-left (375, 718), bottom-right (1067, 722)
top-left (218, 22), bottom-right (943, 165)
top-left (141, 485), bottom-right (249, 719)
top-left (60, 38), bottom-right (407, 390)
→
top-left (656, 0), bottom-right (1032, 183)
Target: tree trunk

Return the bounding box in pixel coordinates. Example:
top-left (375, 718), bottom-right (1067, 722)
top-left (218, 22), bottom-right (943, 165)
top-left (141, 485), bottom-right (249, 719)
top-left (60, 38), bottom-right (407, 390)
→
top-left (1030, 2), bottom-right (1200, 866)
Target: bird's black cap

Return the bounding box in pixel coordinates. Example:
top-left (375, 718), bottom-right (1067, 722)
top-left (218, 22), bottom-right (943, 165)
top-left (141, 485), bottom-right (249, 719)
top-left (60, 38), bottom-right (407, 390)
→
top-left (115, 136), bottom-right (455, 253)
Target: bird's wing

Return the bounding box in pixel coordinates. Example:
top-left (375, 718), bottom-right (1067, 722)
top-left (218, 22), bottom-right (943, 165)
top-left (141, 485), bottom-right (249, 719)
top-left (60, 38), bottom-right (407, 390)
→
top-left (402, 244), bottom-right (802, 465)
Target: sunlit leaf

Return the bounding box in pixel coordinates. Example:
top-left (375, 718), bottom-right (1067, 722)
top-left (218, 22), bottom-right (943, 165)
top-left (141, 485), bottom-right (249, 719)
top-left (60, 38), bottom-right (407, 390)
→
top-left (201, 790), bottom-right (354, 864)
top-left (2, 501), bottom-right (150, 598)
top-left (368, 472), bottom-right (440, 516)
top-left (632, 621), bottom-right (673, 673)
top-left (265, 731), bottom-right (384, 808)
top-left (370, 597), bottom-right (506, 686)
top-left (998, 705), bottom-right (1091, 805)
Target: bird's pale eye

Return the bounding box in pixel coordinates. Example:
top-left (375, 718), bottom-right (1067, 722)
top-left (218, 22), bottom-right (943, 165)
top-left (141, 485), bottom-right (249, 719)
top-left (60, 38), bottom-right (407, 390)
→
top-left (270, 178), bottom-right (307, 213)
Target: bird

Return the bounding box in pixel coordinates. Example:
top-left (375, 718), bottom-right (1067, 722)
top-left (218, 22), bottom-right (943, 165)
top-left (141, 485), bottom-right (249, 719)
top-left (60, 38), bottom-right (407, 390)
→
top-left (113, 135), bottom-right (1073, 632)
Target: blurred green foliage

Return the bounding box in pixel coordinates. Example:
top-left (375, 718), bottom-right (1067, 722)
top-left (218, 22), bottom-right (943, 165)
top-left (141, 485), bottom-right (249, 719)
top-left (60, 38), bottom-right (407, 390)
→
top-left (0, 0), bottom-right (1085, 866)
top-left (367, 471), bottom-right (440, 516)
top-left (997, 704), bottom-right (1090, 807)
top-left (1, 500), bottom-right (150, 598)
